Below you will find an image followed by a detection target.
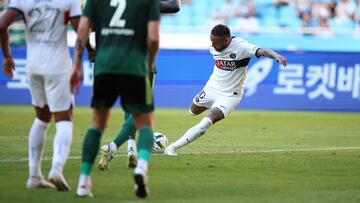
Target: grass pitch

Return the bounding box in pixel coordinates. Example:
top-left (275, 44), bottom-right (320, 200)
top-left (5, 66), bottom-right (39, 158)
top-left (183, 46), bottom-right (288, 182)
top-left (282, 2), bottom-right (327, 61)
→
top-left (0, 105), bottom-right (359, 203)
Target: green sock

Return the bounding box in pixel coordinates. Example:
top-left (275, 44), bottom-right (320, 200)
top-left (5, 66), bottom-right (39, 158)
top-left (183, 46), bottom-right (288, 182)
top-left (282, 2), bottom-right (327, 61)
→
top-left (113, 112), bottom-right (136, 147)
top-left (137, 126), bottom-right (153, 161)
top-left (80, 127), bottom-right (102, 175)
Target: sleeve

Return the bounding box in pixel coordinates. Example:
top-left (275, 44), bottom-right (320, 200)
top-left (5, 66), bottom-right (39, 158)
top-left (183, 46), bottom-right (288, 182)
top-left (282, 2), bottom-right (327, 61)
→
top-left (148, 0), bottom-right (160, 21)
top-left (241, 40), bottom-right (261, 58)
top-left (7, 0), bottom-right (22, 12)
top-left (69, 0), bottom-right (82, 19)
top-left (83, 0), bottom-right (96, 23)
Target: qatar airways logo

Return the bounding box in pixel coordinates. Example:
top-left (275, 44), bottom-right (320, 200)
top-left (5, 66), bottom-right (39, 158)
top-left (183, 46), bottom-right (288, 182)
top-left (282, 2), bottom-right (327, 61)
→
top-left (215, 60), bottom-right (237, 71)
top-left (215, 58), bottom-right (250, 71)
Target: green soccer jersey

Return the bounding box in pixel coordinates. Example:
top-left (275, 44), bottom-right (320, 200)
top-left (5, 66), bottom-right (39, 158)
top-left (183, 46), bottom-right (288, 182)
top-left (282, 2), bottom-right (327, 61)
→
top-left (83, 0), bottom-right (160, 76)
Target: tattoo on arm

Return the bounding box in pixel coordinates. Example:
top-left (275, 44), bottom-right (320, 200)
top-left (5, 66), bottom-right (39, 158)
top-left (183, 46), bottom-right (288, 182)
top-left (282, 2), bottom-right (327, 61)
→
top-left (74, 38), bottom-right (87, 66)
top-left (258, 48), bottom-right (280, 59)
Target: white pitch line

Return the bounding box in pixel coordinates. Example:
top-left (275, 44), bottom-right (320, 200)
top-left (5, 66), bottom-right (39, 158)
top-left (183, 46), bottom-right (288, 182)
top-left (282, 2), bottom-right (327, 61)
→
top-left (1, 146), bottom-right (360, 163)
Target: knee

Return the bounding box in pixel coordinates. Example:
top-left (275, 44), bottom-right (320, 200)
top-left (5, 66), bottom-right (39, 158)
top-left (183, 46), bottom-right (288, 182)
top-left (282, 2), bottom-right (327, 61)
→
top-left (91, 120), bottom-right (107, 131)
top-left (35, 108), bottom-right (52, 123)
top-left (188, 108), bottom-right (196, 116)
top-left (133, 112), bottom-right (154, 129)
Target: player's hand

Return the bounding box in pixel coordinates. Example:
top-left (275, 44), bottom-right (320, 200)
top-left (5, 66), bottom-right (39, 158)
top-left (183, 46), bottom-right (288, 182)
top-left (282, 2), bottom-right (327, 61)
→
top-left (276, 55), bottom-right (287, 67)
top-left (70, 66), bottom-right (83, 95)
top-left (2, 57), bottom-right (15, 78)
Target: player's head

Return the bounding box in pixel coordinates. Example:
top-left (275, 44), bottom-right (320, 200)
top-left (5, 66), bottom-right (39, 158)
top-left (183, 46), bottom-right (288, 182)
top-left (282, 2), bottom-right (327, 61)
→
top-left (210, 24), bottom-right (231, 52)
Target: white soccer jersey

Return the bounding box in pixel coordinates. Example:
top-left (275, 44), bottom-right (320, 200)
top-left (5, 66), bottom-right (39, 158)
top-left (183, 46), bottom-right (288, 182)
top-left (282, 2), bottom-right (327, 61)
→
top-left (8, 0), bottom-right (82, 75)
top-left (205, 37), bottom-right (260, 96)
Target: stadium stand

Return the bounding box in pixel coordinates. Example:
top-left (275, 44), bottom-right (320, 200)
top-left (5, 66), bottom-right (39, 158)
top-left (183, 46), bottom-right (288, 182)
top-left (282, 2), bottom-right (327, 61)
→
top-left (161, 0), bottom-right (359, 35)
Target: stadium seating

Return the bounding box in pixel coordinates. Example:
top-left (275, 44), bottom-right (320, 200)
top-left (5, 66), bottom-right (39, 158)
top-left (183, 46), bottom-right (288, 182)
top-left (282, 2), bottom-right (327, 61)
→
top-left (161, 0), bottom-right (359, 36)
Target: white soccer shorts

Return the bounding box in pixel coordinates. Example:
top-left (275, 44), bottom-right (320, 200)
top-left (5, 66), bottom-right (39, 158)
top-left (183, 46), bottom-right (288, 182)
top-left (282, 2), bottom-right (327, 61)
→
top-left (27, 73), bottom-right (74, 112)
top-left (192, 87), bottom-right (243, 117)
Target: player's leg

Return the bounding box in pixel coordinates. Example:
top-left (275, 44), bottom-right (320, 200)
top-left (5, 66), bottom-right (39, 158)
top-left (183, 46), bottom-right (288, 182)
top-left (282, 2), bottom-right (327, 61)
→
top-left (99, 71), bottom-right (156, 169)
top-left (76, 108), bottom-right (110, 197)
top-left (76, 74), bottom-right (117, 197)
top-left (133, 112), bottom-right (154, 198)
top-left (165, 93), bottom-right (241, 155)
top-left (26, 74), bottom-right (54, 189)
top-left (165, 102), bottom-right (211, 155)
top-left (126, 70), bottom-right (155, 163)
top-left (47, 108), bottom-right (73, 191)
top-left (165, 89), bottom-right (212, 155)
top-left (99, 112), bottom-right (137, 170)
top-left (45, 73), bottom-right (74, 191)
top-left (27, 105), bottom-right (55, 189)
top-left (122, 69), bottom-right (156, 167)
top-left (121, 74), bottom-right (154, 198)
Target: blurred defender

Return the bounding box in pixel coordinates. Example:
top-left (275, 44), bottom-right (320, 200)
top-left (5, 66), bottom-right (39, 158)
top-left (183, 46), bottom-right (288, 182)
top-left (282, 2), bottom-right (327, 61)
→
top-left (70, 0), bottom-right (160, 198)
top-left (0, 0), bottom-right (90, 191)
top-left (165, 24), bottom-right (288, 155)
top-left (98, 0), bottom-right (181, 171)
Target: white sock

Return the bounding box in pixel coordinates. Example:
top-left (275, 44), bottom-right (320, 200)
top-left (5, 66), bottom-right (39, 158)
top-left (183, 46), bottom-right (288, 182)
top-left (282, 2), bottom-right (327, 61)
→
top-left (28, 118), bottom-right (49, 178)
top-left (109, 142), bottom-right (117, 153)
top-left (127, 139), bottom-right (137, 155)
top-left (51, 121), bottom-right (73, 174)
top-left (78, 174), bottom-right (90, 187)
top-left (135, 159), bottom-right (148, 175)
top-left (171, 117), bottom-right (212, 150)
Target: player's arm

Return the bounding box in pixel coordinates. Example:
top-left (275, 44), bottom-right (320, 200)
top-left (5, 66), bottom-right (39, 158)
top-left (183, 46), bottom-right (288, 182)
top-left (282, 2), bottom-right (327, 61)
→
top-left (70, 17), bottom-right (95, 62)
top-left (0, 9), bottom-right (21, 78)
top-left (147, 20), bottom-right (160, 73)
top-left (160, 0), bottom-right (181, 14)
top-left (70, 16), bottom-right (92, 94)
top-left (256, 48), bottom-right (287, 67)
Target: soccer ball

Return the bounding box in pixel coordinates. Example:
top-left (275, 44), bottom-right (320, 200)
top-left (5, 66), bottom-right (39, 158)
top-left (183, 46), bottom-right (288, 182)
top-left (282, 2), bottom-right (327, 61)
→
top-left (152, 132), bottom-right (168, 153)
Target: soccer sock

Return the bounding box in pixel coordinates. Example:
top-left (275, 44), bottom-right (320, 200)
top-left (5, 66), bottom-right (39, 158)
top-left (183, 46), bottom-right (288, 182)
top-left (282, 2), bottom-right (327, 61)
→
top-left (28, 118), bottom-right (49, 178)
top-left (134, 159), bottom-right (148, 175)
top-left (137, 126), bottom-right (153, 161)
top-left (134, 126), bottom-right (153, 175)
top-left (51, 121), bottom-right (73, 174)
top-left (80, 127), bottom-right (102, 175)
top-left (171, 117), bottom-right (212, 149)
top-left (78, 174), bottom-right (91, 188)
top-left (113, 114), bottom-right (136, 148)
top-left (127, 139), bottom-right (137, 155)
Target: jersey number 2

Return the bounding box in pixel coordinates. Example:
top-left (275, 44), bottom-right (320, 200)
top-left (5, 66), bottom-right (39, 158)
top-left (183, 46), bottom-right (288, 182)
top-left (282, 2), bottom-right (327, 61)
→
top-left (109, 0), bottom-right (126, 27)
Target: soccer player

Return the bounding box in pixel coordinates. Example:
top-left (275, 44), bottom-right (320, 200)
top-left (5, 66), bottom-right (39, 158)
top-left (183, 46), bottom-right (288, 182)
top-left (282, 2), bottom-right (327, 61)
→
top-left (0, 0), bottom-right (91, 191)
top-left (70, 0), bottom-right (160, 198)
top-left (164, 24), bottom-right (288, 155)
top-left (98, 0), bottom-right (181, 171)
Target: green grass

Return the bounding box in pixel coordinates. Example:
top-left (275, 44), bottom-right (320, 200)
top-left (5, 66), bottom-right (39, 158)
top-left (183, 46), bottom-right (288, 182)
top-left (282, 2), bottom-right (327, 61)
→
top-left (0, 105), bottom-right (359, 203)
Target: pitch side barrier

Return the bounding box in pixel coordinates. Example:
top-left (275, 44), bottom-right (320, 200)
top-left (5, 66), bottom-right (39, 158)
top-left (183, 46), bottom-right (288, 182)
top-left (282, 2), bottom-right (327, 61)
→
top-left (0, 48), bottom-right (359, 112)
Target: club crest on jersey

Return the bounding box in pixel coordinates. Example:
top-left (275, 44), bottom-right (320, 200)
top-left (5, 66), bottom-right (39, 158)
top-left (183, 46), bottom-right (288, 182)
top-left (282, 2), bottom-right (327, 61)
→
top-left (230, 53), bottom-right (236, 59)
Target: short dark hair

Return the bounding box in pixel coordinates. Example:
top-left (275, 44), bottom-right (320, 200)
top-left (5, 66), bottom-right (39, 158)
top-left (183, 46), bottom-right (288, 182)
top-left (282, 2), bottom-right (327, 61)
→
top-left (211, 24), bottom-right (231, 37)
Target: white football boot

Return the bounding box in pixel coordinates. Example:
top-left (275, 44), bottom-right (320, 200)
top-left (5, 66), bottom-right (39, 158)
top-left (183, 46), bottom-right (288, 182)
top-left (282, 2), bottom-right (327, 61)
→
top-left (76, 176), bottom-right (93, 198)
top-left (48, 170), bottom-right (70, 191)
top-left (26, 176), bottom-right (55, 189)
top-left (164, 145), bottom-right (178, 156)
